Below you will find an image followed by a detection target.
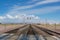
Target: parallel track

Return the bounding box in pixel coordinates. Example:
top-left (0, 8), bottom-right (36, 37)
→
top-left (33, 25), bottom-right (60, 36)
top-left (0, 25), bottom-right (29, 40)
top-left (33, 25), bottom-right (60, 40)
top-left (0, 24), bottom-right (60, 40)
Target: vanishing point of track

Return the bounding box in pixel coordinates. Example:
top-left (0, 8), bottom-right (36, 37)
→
top-left (0, 24), bottom-right (60, 40)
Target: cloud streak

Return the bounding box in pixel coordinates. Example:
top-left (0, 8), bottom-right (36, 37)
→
top-left (12, 0), bottom-right (60, 9)
top-left (0, 0), bottom-right (60, 24)
top-left (7, 6), bottom-right (60, 15)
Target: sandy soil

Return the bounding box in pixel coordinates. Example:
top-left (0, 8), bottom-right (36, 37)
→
top-left (0, 24), bottom-right (25, 34)
top-left (36, 24), bottom-right (60, 33)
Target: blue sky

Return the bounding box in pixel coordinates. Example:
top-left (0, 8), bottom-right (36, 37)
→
top-left (0, 0), bottom-right (60, 24)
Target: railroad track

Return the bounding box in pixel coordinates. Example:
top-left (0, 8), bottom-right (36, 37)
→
top-left (32, 24), bottom-right (60, 40)
top-left (33, 25), bottom-right (60, 35)
top-left (0, 24), bottom-right (29, 40)
top-left (0, 24), bottom-right (60, 40)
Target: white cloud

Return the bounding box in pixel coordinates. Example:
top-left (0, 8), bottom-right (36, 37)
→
top-left (11, 0), bottom-right (60, 10)
top-left (47, 20), bottom-right (60, 24)
top-left (5, 6), bottom-right (60, 23)
top-left (0, 14), bottom-right (40, 23)
top-left (37, 0), bottom-right (60, 4)
top-left (39, 19), bottom-right (60, 24)
top-left (1, 0), bottom-right (60, 23)
top-left (0, 14), bottom-right (60, 24)
top-left (0, 16), bottom-right (6, 19)
top-left (6, 0), bottom-right (60, 15)
top-left (33, 0), bottom-right (60, 8)
top-left (7, 6), bottom-right (60, 15)
top-left (23, 6), bottom-right (60, 14)
top-left (6, 14), bottom-right (15, 19)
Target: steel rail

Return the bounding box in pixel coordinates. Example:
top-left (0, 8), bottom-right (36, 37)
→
top-left (17, 26), bottom-right (30, 40)
top-left (33, 25), bottom-right (60, 35)
top-left (0, 25), bottom-right (28, 40)
top-left (30, 25), bottom-right (39, 40)
top-left (33, 25), bottom-right (60, 40)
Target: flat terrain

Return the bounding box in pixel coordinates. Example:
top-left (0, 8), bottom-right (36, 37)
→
top-left (0, 24), bottom-right (60, 33)
top-left (0, 24), bottom-right (60, 40)
top-left (0, 24), bottom-right (25, 34)
top-left (36, 24), bottom-right (60, 33)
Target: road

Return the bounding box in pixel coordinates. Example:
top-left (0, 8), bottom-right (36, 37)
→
top-left (0, 24), bottom-right (60, 40)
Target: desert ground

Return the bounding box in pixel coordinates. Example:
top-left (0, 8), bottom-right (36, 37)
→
top-left (0, 24), bottom-right (60, 40)
top-left (0, 23), bottom-right (60, 33)
top-left (0, 24), bottom-right (25, 34)
top-left (36, 23), bottom-right (60, 33)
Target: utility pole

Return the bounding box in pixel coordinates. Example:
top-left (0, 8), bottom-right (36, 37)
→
top-left (26, 17), bottom-right (32, 24)
top-left (45, 18), bottom-right (47, 27)
top-left (55, 23), bottom-right (56, 31)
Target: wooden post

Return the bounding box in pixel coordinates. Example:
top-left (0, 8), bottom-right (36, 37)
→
top-left (55, 23), bottom-right (56, 31)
